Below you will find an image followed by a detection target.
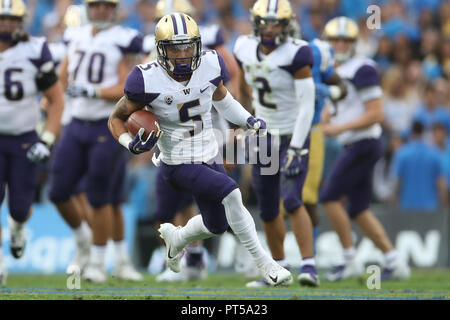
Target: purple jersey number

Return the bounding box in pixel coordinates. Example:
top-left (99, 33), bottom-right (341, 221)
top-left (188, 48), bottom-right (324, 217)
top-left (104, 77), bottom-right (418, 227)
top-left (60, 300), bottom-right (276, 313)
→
top-left (72, 50), bottom-right (106, 84)
top-left (178, 98), bottom-right (203, 138)
top-left (4, 68), bottom-right (24, 101)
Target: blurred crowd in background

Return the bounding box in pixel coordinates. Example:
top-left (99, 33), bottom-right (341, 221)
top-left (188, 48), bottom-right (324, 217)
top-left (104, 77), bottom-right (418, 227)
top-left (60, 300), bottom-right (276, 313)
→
top-left (25, 0), bottom-right (450, 215)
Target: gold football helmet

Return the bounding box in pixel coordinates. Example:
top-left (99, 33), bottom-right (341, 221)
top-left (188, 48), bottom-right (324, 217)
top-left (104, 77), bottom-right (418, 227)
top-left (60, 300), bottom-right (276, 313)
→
top-left (155, 0), bottom-right (195, 20)
top-left (84, 0), bottom-right (120, 30)
top-left (0, 0), bottom-right (27, 43)
top-left (323, 16), bottom-right (359, 63)
top-left (250, 0), bottom-right (294, 47)
top-left (155, 12), bottom-right (201, 78)
top-left (64, 5), bottom-right (88, 28)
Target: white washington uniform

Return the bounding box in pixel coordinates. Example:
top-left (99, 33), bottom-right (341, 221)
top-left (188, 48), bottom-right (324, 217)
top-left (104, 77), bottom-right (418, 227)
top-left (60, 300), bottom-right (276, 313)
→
top-left (64, 24), bottom-right (142, 121)
top-left (330, 56), bottom-right (383, 145)
top-left (233, 35), bottom-right (313, 136)
top-left (0, 37), bottom-right (55, 135)
top-left (124, 50), bottom-right (229, 165)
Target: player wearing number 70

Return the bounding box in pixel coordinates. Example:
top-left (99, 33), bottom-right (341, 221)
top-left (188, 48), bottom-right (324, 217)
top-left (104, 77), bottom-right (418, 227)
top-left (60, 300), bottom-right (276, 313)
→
top-left (233, 0), bottom-right (319, 287)
top-left (109, 12), bottom-right (292, 287)
top-left (0, 0), bottom-right (64, 285)
top-left (48, 0), bottom-right (144, 283)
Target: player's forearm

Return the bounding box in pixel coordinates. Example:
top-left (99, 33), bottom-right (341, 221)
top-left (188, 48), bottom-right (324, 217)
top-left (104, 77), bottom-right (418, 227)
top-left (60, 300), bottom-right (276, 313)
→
top-left (438, 177), bottom-right (448, 208)
top-left (98, 84), bottom-right (126, 102)
top-left (341, 99), bottom-right (384, 132)
top-left (213, 91), bottom-right (252, 127)
top-left (42, 82), bottom-right (64, 146)
top-left (108, 96), bottom-right (131, 140)
top-left (290, 78), bottom-right (315, 149)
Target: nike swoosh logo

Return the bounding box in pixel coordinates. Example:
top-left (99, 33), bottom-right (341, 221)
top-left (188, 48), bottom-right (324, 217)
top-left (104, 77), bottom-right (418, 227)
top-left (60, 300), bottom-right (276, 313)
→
top-left (167, 245), bottom-right (174, 259)
top-left (269, 275), bottom-right (278, 283)
top-left (200, 86), bottom-right (209, 93)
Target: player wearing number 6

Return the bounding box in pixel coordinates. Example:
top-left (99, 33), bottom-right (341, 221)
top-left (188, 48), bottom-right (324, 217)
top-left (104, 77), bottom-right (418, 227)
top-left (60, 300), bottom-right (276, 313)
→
top-left (0, 0), bottom-right (64, 285)
top-left (48, 0), bottom-right (143, 283)
top-left (109, 12), bottom-right (292, 287)
top-left (233, 0), bottom-right (319, 287)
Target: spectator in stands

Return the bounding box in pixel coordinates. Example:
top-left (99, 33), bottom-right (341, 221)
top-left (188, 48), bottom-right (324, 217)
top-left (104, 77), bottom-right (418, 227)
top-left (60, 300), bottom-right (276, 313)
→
top-left (413, 81), bottom-right (450, 138)
top-left (431, 122), bottom-right (450, 188)
top-left (390, 121), bottom-right (448, 212)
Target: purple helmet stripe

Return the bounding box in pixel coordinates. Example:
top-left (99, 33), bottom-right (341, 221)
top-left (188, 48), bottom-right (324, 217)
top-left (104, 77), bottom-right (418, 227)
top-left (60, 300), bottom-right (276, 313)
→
top-left (171, 14), bottom-right (178, 35)
top-left (180, 14), bottom-right (188, 34)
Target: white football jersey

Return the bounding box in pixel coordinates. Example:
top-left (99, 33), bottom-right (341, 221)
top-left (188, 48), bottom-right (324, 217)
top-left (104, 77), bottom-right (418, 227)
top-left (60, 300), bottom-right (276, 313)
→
top-left (64, 24), bottom-right (142, 121)
top-left (0, 37), bottom-right (55, 135)
top-left (233, 35), bottom-right (313, 135)
top-left (124, 50), bottom-right (229, 165)
top-left (48, 41), bottom-right (67, 66)
top-left (331, 56), bottom-right (383, 145)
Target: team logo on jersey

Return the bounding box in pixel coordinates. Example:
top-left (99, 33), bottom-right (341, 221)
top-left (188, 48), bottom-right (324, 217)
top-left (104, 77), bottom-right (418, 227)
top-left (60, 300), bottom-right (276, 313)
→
top-left (165, 95), bottom-right (174, 105)
top-left (183, 88), bottom-right (191, 95)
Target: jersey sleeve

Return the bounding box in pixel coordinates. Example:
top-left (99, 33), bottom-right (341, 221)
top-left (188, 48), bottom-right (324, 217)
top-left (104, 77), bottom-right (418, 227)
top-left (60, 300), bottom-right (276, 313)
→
top-left (353, 64), bottom-right (382, 102)
top-left (280, 44), bottom-right (314, 76)
top-left (118, 33), bottom-right (144, 55)
top-left (124, 66), bottom-right (160, 104)
top-left (205, 27), bottom-right (225, 50)
top-left (30, 40), bottom-right (58, 91)
top-left (209, 51), bottom-right (230, 87)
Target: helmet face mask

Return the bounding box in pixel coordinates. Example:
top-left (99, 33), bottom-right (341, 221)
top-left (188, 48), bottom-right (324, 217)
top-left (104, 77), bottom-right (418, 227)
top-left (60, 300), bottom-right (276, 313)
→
top-left (250, 0), bottom-right (294, 49)
top-left (155, 13), bottom-right (202, 79)
top-left (252, 15), bottom-right (291, 48)
top-left (0, 0), bottom-right (27, 43)
top-left (85, 0), bottom-right (119, 30)
top-left (323, 16), bottom-right (359, 64)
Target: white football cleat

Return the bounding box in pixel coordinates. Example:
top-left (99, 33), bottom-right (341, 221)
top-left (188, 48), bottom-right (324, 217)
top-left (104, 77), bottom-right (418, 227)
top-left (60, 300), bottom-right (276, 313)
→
top-left (82, 263), bottom-right (107, 283)
top-left (381, 259), bottom-right (411, 281)
top-left (260, 262), bottom-right (292, 286)
top-left (156, 268), bottom-right (188, 283)
top-left (158, 223), bottom-right (185, 273)
top-left (324, 259), bottom-right (364, 282)
top-left (114, 258), bottom-right (143, 282)
top-left (8, 215), bottom-right (26, 259)
top-left (0, 261), bottom-right (7, 286)
top-left (246, 276), bottom-right (293, 288)
top-left (66, 233), bottom-right (92, 275)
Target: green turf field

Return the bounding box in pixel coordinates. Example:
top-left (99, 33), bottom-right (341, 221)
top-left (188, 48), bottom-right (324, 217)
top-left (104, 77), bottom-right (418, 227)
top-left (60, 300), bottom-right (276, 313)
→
top-left (0, 268), bottom-right (449, 300)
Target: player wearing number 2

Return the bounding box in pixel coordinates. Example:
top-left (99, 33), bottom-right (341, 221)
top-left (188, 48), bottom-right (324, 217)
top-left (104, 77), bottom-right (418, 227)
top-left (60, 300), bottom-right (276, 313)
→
top-left (48, 0), bottom-right (143, 283)
top-left (0, 0), bottom-right (64, 285)
top-left (233, 0), bottom-right (319, 287)
top-left (108, 12), bottom-right (292, 287)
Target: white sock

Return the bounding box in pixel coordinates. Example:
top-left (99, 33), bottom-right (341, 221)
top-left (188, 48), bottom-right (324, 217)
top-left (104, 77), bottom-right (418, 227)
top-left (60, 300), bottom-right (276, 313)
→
top-left (114, 240), bottom-right (129, 261)
top-left (176, 215), bottom-right (214, 250)
top-left (343, 247), bottom-right (356, 263)
top-left (8, 216), bottom-right (24, 232)
top-left (301, 257), bottom-right (316, 267)
top-left (384, 250), bottom-right (398, 269)
top-left (74, 221), bottom-right (91, 243)
top-left (275, 258), bottom-right (289, 269)
top-left (91, 245), bottom-right (106, 266)
top-left (221, 188), bottom-right (271, 269)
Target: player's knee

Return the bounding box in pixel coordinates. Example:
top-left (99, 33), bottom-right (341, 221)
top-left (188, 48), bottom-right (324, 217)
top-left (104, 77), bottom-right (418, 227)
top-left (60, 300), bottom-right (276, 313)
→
top-left (282, 196), bottom-right (302, 214)
top-left (49, 185), bottom-right (72, 204)
top-left (205, 222), bottom-right (229, 235)
top-left (260, 209), bottom-right (279, 223)
top-left (347, 205), bottom-right (368, 220)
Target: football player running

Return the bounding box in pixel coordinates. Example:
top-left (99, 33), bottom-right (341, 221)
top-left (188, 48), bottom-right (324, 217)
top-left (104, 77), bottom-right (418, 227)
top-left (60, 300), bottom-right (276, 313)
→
top-left (288, 25), bottom-right (348, 254)
top-left (0, 0), bottom-right (64, 285)
top-left (320, 17), bottom-right (410, 281)
top-left (49, 0), bottom-right (143, 283)
top-left (109, 12), bottom-right (292, 287)
top-left (144, 0), bottom-right (240, 283)
top-left (233, 0), bottom-right (319, 287)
